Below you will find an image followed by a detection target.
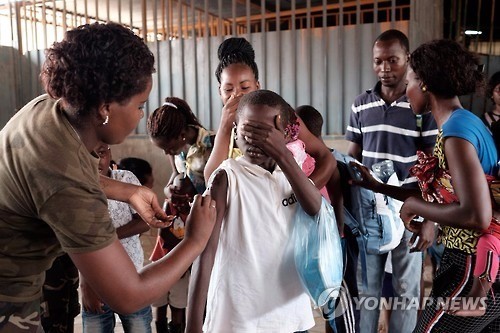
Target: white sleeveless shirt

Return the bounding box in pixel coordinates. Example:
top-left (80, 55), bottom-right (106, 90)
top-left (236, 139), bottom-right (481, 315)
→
top-left (203, 157), bottom-right (315, 333)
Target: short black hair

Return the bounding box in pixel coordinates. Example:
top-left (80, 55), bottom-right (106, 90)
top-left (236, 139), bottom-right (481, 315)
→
top-left (374, 29), bottom-right (410, 53)
top-left (296, 105), bottom-right (323, 138)
top-left (237, 90), bottom-right (296, 130)
top-left (41, 22), bottom-right (155, 116)
top-left (410, 39), bottom-right (484, 98)
top-left (118, 157), bottom-right (153, 186)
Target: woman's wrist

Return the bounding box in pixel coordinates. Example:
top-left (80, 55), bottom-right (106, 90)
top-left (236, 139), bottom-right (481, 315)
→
top-left (100, 174), bottom-right (138, 202)
top-left (217, 121), bottom-right (233, 135)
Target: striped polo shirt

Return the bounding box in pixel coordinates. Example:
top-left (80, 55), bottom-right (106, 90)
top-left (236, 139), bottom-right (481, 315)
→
top-left (345, 82), bottom-right (438, 186)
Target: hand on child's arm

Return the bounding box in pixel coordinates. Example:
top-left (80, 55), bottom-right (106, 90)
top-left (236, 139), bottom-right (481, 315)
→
top-left (183, 194), bottom-right (217, 251)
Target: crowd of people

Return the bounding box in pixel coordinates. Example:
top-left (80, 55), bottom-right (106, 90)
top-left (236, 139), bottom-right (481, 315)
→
top-left (0, 20), bottom-right (499, 333)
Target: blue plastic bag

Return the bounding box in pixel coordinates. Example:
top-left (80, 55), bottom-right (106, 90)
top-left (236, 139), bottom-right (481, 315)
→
top-left (293, 198), bottom-right (343, 308)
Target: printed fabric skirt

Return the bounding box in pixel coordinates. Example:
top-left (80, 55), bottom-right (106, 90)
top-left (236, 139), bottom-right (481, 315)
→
top-left (414, 248), bottom-right (500, 333)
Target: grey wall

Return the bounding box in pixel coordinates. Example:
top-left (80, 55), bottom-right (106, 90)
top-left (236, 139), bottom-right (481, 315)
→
top-left (0, 46), bottom-right (19, 125)
top-left (0, 46), bottom-right (43, 126)
top-left (147, 21), bottom-right (410, 136)
top-left (0, 0), bottom-right (447, 198)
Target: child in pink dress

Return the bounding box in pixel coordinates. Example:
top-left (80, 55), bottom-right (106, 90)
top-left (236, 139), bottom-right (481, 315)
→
top-left (285, 114), bottom-right (330, 201)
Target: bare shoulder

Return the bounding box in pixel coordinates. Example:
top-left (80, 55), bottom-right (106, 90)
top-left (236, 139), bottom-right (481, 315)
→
top-left (209, 169), bottom-right (228, 195)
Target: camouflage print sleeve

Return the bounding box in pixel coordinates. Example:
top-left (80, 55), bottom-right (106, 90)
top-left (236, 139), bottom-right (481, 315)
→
top-left (39, 185), bottom-right (116, 254)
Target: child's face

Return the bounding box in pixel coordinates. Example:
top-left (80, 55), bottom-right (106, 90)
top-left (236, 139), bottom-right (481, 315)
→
top-left (151, 135), bottom-right (188, 156)
top-left (236, 103), bottom-right (280, 169)
top-left (95, 143), bottom-right (111, 176)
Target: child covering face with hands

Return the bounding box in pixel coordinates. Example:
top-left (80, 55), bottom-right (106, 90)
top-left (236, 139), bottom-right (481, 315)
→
top-left (187, 90), bottom-right (325, 333)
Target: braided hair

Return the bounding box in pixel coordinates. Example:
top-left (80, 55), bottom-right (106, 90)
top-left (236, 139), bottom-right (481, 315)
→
top-left (147, 97), bottom-right (202, 140)
top-left (215, 37), bottom-right (259, 84)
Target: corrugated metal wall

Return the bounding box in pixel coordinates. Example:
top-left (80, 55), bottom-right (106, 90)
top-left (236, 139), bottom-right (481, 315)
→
top-left (11, 0), bottom-right (497, 136)
top-left (143, 20), bottom-right (409, 136)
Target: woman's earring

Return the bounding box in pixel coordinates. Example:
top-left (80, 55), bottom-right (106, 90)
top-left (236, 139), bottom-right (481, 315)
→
top-left (102, 115), bottom-right (109, 125)
top-left (421, 85), bottom-right (427, 93)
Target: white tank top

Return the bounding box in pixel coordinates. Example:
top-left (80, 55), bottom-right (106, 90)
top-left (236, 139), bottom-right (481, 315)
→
top-left (203, 157), bottom-right (315, 333)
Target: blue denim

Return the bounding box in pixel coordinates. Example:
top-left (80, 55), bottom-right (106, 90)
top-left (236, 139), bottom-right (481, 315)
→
top-left (427, 240), bottom-right (445, 269)
top-left (82, 304), bottom-right (152, 333)
top-left (358, 229), bottom-right (422, 333)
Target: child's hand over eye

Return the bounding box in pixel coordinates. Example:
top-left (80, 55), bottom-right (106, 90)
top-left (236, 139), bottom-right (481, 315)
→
top-left (240, 118), bottom-right (288, 160)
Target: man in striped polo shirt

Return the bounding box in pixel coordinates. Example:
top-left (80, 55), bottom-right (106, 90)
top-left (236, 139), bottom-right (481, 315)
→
top-left (345, 30), bottom-right (438, 333)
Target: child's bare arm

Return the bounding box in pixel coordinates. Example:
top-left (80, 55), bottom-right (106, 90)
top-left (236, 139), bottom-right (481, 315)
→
top-left (276, 147), bottom-right (322, 215)
top-left (296, 115), bottom-right (336, 188)
top-left (186, 170), bottom-right (228, 332)
top-left (326, 167), bottom-right (345, 236)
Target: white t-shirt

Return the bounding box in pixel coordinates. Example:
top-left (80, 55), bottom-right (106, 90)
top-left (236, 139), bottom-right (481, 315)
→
top-left (108, 169), bottom-right (144, 271)
top-left (203, 157), bottom-right (315, 333)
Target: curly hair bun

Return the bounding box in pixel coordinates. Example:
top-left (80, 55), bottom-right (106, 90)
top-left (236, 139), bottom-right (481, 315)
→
top-left (217, 37), bottom-right (255, 62)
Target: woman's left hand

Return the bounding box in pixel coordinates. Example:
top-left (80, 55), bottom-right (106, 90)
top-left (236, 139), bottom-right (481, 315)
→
top-left (400, 196), bottom-right (419, 231)
top-left (408, 219), bottom-right (437, 253)
top-left (128, 186), bottom-right (174, 228)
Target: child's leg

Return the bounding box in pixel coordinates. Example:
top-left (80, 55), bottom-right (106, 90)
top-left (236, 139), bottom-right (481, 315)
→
top-left (449, 233), bottom-right (499, 317)
top-left (168, 270), bottom-right (190, 333)
top-left (154, 304), bottom-right (169, 333)
top-left (169, 306), bottom-right (186, 333)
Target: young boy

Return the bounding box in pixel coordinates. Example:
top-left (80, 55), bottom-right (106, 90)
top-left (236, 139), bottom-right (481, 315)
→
top-left (186, 90), bottom-right (323, 333)
top-left (150, 172), bottom-right (197, 333)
